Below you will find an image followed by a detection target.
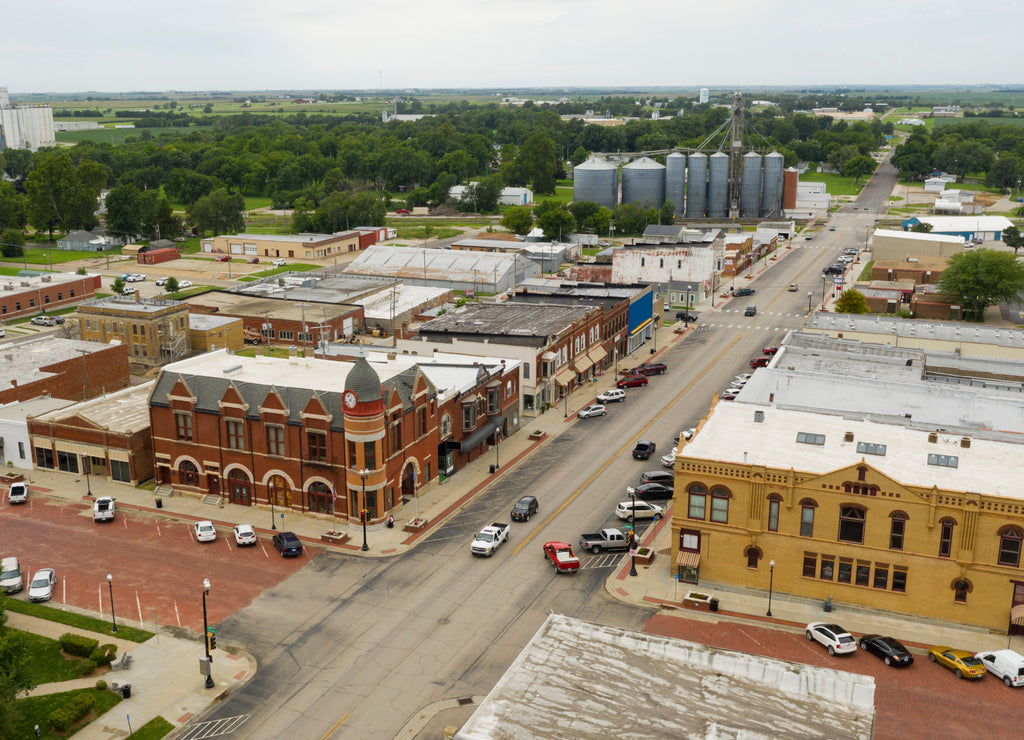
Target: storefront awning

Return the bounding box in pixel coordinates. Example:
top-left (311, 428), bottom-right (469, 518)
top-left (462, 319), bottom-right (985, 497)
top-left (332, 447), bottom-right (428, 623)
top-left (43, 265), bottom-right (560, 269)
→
top-left (631, 317), bottom-right (653, 336)
top-left (572, 354), bottom-right (593, 374)
top-left (1012, 603), bottom-right (1024, 626)
top-left (676, 550), bottom-right (701, 569)
top-left (588, 345), bottom-right (608, 365)
top-left (554, 367), bottom-right (575, 386)
top-left (459, 416), bottom-right (503, 453)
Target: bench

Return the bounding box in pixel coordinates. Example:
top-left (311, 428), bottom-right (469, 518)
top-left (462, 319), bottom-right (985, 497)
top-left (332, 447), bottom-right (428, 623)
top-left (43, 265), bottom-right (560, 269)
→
top-left (111, 653), bottom-right (133, 671)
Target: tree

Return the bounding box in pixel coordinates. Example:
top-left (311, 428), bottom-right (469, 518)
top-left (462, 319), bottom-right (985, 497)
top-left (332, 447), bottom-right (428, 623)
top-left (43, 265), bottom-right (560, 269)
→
top-left (1002, 225), bottom-right (1023, 254)
top-left (105, 183), bottom-right (145, 241)
top-left (509, 132), bottom-right (558, 195)
top-left (26, 152), bottom-right (107, 239)
top-left (843, 155), bottom-right (876, 183)
top-left (938, 248), bottom-right (1024, 321)
top-left (164, 277), bottom-right (180, 294)
top-left (111, 277), bottom-right (127, 295)
top-left (0, 597), bottom-right (36, 736)
top-left (0, 182), bottom-right (26, 229)
top-left (187, 188), bottom-right (245, 237)
top-left (1, 230), bottom-right (24, 258)
top-left (910, 221), bottom-right (933, 233)
top-left (535, 206), bottom-right (576, 242)
top-left (501, 206), bottom-right (534, 235)
top-left (834, 289), bottom-right (869, 314)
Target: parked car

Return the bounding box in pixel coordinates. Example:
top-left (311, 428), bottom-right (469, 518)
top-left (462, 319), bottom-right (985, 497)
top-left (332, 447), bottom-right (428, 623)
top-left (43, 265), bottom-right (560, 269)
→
top-left (675, 310), bottom-right (698, 322)
top-left (0, 556), bottom-right (23, 593)
top-left (542, 541), bottom-right (580, 573)
top-left (762, 346), bottom-right (779, 355)
top-left (735, 373), bottom-right (752, 383)
top-left (839, 255), bottom-right (854, 264)
top-left (641, 470), bottom-right (674, 486)
top-left (859, 634), bottom-right (914, 667)
top-left (395, 208), bottom-right (411, 215)
top-left (788, 283), bottom-right (798, 292)
top-left (155, 277), bottom-right (169, 286)
top-left (27, 568), bottom-right (56, 602)
top-left (194, 520), bottom-right (217, 543)
top-left (928, 646), bottom-right (987, 679)
top-left (30, 316), bottom-right (54, 326)
top-left (616, 374), bottom-right (648, 389)
top-left (511, 495), bottom-right (538, 522)
top-left (672, 428), bottom-right (696, 444)
top-left (731, 378), bottom-right (749, 387)
top-left (52, 316), bottom-right (65, 324)
top-left (577, 404), bottom-right (607, 419)
top-left (823, 264), bottom-right (844, 276)
top-left (596, 388), bottom-right (626, 403)
top-left (660, 447), bottom-right (677, 467)
top-left (615, 500), bottom-right (663, 522)
top-left (804, 235), bottom-right (812, 241)
top-left (750, 356), bottom-right (770, 368)
top-left (121, 286), bottom-right (137, 295)
top-left (578, 528), bottom-right (630, 554)
top-left (215, 255), bottom-right (230, 262)
top-left (627, 482), bottom-right (673, 500)
top-left (630, 362), bottom-right (667, 376)
top-left (632, 440), bottom-right (656, 460)
top-left (844, 247), bottom-right (858, 255)
top-left (744, 306), bottom-right (757, 317)
top-left (126, 273), bottom-right (146, 282)
top-left (272, 258), bottom-right (287, 267)
top-left (272, 531), bottom-right (304, 557)
top-left (805, 622), bottom-right (857, 656)
top-left (734, 288), bottom-right (756, 297)
top-left (177, 280), bottom-right (193, 289)
top-left (246, 257), bottom-right (260, 264)
top-left (829, 225), bottom-right (837, 231)
top-left (720, 390), bottom-right (739, 400)
top-left (974, 649), bottom-right (1024, 687)
top-left (8, 481), bottom-right (27, 504)
top-left (233, 524), bottom-right (257, 547)
top-left (92, 496), bottom-right (116, 522)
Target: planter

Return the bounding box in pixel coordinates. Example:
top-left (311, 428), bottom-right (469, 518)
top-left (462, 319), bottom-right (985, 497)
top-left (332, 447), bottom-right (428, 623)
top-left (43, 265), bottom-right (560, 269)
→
top-left (683, 591), bottom-right (714, 611)
top-left (634, 548), bottom-right (655, 566)
top-left (321, 531), bottom-right (349, 545)
top-left (403, 518), bottom-right (427, 534)
top-left (2, 473), bottom-right (25, 487)
top-left (528, 431), bottom-right (545, 441)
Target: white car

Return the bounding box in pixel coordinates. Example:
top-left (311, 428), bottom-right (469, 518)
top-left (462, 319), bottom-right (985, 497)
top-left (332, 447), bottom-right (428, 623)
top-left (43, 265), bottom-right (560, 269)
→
top-left (194, 520), bottom-right (217, 542)
top-left (272, 258), bottom-right (287, 267)
top-left (615, 500), bottom-right (664, 522)
top-left (177, 280), bottom-right (193, 289)
top-left (155, 277), bottom-right (169, 286)
top-left (126, 274), bottom-right (146, 282)
top-left (233, 524), bottom-right (257, 547)
top-left (596, 388), bottom-right (626, 404)
top-left (28, 568), bottom-right (56, 602)
top-left (734, 374), bottom-right (752, 383)
top-left (661, 447), bottom-right (677, 467)
top-left (974, 649), bottom-right (1024, 687)
top-left (577, 404), bottom-right (607, 419)
top-left (805, 622), bottom-right (857, 656)
top-left (122, 286), bottom-right (137, 295)
top-left (8, 481), bottom-right (27, 504)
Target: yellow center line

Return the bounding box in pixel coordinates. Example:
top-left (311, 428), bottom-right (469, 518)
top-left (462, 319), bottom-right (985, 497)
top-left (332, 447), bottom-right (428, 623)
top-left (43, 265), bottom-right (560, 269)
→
top-left (318, 712), bottom-right (351, 740)
top-left (511, 331), bottom-right (745, 555)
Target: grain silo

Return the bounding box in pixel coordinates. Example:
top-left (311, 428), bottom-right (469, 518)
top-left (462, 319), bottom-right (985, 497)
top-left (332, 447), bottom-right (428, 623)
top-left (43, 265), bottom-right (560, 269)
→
top-left (707, 152), bottom-right (729, 218)
top-left (622, 156), bottom-right (666, 207)
top-left (740, 152), bottom-right (762, 218)
top-left (573, 157), bottom-right (619, 209)
top-left (665, 152), bottom-right (686, 217)
top-left (686, 152), bottom-right (707, 218)
top-left (761, 151), bottom-right (784, 217)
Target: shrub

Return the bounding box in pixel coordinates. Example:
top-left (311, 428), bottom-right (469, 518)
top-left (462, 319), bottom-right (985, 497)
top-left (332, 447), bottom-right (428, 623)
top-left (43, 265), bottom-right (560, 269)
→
top-left (49, 693), bottom-right (95, 731)
top-left (60, 633), bottom-right (100, 658)
top-left (78, 659), bottom-right (97, 677)
top-left (95, 679), bottom-right (108, 690)
top-left (90, 643), bottom-right (118, 666)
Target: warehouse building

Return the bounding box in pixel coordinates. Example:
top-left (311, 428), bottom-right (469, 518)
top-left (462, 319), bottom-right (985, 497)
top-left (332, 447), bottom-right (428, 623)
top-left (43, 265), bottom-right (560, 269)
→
top-left (344, 246), bottom-right (540, 293)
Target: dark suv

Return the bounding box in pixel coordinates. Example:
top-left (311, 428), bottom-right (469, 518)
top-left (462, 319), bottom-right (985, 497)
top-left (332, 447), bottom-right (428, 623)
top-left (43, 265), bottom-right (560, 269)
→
top-left (511, 495), bottom-right (538, 522)
top-left (640, 470), bottom-right (674, 485)
top-left (632, 440), bottom-right (657, 460)
top-left (675, 310), bottom-right (698, 322)
top-left (734, 287), bottom-right (756, 297)
top-left (630, 362), bottom-right (667, 376)
top-left (272, 531), bottom-right (304, 557)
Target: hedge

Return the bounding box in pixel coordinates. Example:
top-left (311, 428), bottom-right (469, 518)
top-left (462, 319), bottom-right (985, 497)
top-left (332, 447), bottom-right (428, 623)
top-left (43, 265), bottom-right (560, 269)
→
top-left (49, 692), bottom-right (94, 732)
top-left (60, 633), bottom-right (99, 658)
top-left (90, 643), bottom-right (118, 667)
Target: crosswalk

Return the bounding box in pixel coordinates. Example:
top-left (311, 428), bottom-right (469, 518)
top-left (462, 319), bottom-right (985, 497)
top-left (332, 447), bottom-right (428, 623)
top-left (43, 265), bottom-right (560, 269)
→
top-left (177, 715), bottom-right (251, 739)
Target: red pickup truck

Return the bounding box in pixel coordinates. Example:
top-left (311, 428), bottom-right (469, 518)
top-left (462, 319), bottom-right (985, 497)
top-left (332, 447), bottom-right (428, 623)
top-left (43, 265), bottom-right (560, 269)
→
top-left (543, 541), bottom-right (580, 573)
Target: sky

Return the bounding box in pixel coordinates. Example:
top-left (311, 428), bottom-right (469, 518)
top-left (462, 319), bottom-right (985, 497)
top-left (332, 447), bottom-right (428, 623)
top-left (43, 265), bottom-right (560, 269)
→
top-left (3, 1), bottom-right (1022, 93)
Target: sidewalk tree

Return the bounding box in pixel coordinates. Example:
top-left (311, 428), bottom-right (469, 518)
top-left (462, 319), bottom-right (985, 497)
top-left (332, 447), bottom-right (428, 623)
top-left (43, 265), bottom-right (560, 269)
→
top-left (938, 248), bottom-right (1024, 321)
top-left (111, 276), bottom-right (126, 295)
top-left (0, 599), bottom-right (37, 735)
top-left (834, 289), bottom-right (869, 314)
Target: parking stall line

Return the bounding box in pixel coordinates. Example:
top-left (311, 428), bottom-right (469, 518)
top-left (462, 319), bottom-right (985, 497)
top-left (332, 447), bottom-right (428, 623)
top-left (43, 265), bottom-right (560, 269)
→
top-left (223, 538), bottom-right (233, 553)
top-left (259, 542), bottom-right (269, 559)
top-left (62, 576), bottom-right (66, 604)
top-left (174, 600), bottom-right (181, 627)
top-left (98, 584), bottom-right (103, 618)
top-left (136, 591), bottom-right (143, 626)
top-left (156, 522), bottom-right (162, 537)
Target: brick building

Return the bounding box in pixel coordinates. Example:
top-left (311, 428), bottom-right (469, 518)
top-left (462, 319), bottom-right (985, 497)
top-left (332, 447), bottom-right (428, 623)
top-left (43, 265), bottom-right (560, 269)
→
top-left (188, 314), bottom-right (244, 353)
top-left (75, 295), bottom-right (190, 368)
top-left (0, 273), bottom-right (100, 322)
top-left (201, 232), bottom-right (362, 261)
top-left (0, 337), bottom-right (129, 405)
top-left (149, 349), bottom-right (439, 523)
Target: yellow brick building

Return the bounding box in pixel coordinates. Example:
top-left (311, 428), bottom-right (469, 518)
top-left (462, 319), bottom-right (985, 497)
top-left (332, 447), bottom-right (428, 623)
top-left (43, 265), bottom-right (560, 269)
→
top-left (76, 296), bottom-right (190, 368)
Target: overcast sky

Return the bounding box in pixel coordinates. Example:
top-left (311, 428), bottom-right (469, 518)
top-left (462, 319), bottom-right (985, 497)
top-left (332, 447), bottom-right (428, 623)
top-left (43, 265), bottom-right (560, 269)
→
top-left (4, 1), bottom-right (1021, 93)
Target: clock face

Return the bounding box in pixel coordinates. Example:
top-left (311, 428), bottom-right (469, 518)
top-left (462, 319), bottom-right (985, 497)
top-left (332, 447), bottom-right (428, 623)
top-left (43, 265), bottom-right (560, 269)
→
top-left (344, 391), bottom-right (357, 408)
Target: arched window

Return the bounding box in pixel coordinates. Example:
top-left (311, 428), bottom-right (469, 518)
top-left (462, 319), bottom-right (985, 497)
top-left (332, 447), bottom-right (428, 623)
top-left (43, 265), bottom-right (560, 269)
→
top-left (939, 518), bottom-right (956, 558)
top-left (953, 577), bottom-right (971, 603)
top-left (269, 474), bottom-right (290, 507)
top-left (307, 481), bottom-right (333, 514)
top-left (687, 484), bottom-right (707, 520)
top-left (440, 413), bottom-right (452, 439)
top-left (799, 498), bottom-right (817, 537)
top-left (710, 487), bottom-right (731, 524)
top-left (179, 460), bottom-right (199, 487)
top-left (998, 526), bottom-right (1024, 568)
top-left (745, 546), bottom-right (761, 569)
top-left (767, 495), bottom-right (781, 532)
top-left (889, 511), bottom-right (908, 551)
top-left (838, 505), bottom-right (867, 544)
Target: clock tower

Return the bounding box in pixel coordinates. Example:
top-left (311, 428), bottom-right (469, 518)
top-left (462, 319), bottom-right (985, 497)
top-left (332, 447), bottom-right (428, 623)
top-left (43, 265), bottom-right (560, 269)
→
top-left (343, 346), bottom-right (386, 530)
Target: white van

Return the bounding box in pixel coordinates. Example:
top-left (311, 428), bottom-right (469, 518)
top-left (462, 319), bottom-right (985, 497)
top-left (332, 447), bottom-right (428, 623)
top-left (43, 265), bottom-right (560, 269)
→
top-left (975, 649), bottom-right (1024, 687)
top-left (1, 556), bottom-right (23, 593)
top-left (8, 481), bottom-right (27, 504)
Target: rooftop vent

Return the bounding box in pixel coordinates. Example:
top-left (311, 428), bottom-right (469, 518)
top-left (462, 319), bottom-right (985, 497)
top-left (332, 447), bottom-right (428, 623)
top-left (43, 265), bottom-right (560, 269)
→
top-left (928, 432), bottom-right (938, 444)
top-left (960, 436), bottom-right (971, 448)
top-left (844, 431), bottom-right (854, 442)
top-left (753, 410), bottom-right (764, 423)
top-left (222, 363), bottom-right (243, 375)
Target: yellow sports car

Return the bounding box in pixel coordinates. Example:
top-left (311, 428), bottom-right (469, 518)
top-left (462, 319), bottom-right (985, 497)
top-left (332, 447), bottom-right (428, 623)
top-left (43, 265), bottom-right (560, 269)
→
top-left (928, 647), bottom-right (987, 679)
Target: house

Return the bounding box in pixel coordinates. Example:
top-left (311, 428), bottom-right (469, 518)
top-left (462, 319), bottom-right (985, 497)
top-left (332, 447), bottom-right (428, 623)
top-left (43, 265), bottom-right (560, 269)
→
top-left (57, 230), bottom-right (107, 252)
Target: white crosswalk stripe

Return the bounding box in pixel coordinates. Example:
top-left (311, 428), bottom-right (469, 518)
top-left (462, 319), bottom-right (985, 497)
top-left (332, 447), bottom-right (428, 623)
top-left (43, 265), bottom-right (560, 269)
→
top-left (177, 715), bottom-right (251, 739)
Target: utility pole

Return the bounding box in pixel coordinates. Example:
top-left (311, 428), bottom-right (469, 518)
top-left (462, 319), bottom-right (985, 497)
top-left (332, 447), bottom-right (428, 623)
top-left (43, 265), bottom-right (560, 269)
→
top-left (263, 311), bottom-right (271, 356)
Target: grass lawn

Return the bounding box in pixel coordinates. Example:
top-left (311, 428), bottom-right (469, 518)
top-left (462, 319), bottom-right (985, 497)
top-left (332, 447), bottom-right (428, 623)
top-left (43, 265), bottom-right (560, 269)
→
top-left (10, 688), bottom-right (122, 739)
top-left (164, 286), bottom-right (220, 300)
top-left (243, 196), bottom-right (274, 210)
top-left (235, 346), bottom-right (294, 359)
top-left (857, 261), bottom-right (874, 281)
top-left (799, 172), bottom-right (865, 197)
top-left (3, 601), bottom-right (153, 642)
top-left (238, 263), bottom-right (319, 281)
top-left (393, 226), bottom-right (463, 241)
top-left (16, 630), bottom-right (97, 684)
top-left (130, 716), bottom-right (175, 740)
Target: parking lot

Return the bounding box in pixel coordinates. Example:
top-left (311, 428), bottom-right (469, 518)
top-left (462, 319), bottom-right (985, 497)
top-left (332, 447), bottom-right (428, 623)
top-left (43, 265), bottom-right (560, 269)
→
top-left (1, 496), bottom-right (315, 632)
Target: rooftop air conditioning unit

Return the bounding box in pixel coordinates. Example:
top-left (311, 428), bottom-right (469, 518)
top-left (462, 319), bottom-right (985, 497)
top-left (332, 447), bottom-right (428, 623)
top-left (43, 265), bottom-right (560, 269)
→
top-left (41, 275), bottom-right (52, 282)
top-left (960, 437), bottom-right (971, 448)
top-left (844, 431), bottom-right (854, 442)
top-left (928, 432), bottom-right (938, 444)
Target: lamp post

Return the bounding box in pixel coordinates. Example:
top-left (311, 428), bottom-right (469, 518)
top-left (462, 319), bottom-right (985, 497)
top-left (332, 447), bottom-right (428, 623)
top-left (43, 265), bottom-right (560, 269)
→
top-left (628, 486), bottom-right (638, 577)
top-left (563, 384), bottom-right (568, 418)
top-left (106, 573), bottom-right (117, 633)
top-left (201, 577), bottom-right (214, 689)
top-left (494, 428), bottom-right (500, 471)
top-left (358, 468), bottom-right (369, 552)
top-left (270, 488), bottom-right (277, 530)
top-left (766, 559), bottom-right (776, 617)
top-left (807, 290), bottom-right (813, 315)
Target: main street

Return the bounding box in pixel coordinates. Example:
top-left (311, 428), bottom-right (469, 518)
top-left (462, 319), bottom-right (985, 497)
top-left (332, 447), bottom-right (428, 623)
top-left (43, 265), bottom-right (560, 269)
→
top-left (200, 203), bottom-right (884, 738)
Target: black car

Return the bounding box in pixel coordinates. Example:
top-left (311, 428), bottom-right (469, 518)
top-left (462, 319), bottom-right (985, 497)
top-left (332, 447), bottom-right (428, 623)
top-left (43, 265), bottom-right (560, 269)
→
top-left (859, 634), bottom-right (914, 667)
top-left (675, 310), bottom-right (698, 322)
top-left (629, 482), bottom-right (673, 500)
top-left (734, 287), bottom-right (756, 297)
top-left (272, 531), bottom-right (304, 557)
top-left (640, 470), bottom-right (674, 485)
top-left (632, 440), bottom-right (656, 460)
top-left (823, 264), bottom-right (844, 275)
top-left (511, 495), bottom-right (538, 522)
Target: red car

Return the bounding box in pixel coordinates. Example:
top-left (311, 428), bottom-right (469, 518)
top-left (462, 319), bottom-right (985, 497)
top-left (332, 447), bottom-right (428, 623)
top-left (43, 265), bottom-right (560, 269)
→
top-left (543, 542), bottom-right (580, 573)
top-left (629, 362), bottom-right (667, 376)
top-left (395, 208), bottom-right (411, 214)
top-left (215, 255), bottom-right (230, 262)
top-left (762, 346), bottom-right (779, 355)
top-left (750, 356), bottom-right (770, 368)
top-left (247, 257), bottom-right (260, 264)
top-left (617, 374), bottom-right (649, 389)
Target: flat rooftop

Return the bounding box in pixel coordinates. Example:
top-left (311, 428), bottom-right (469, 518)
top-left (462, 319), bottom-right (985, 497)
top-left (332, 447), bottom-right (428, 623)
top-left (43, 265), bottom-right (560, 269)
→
top-left (183, 291), bottom-right (360, 321)
top-left (345, 245), bottom-right (519, 281)
top-left (806, 312), bottom-right (1024, 350)
top-left (0, 338), bottom-right (116, 390)
top-left (79, 295), bottom-right (185, 315)
top-left (418, 302), bottom-right (593, 338)
top-left (188, 314), bottom-right (241, 331)
top-left (456, 614), bottom-right (874, 740)
top-left (206, 232), bottom-right (357, 244)
top-left (33, 381), bottom-right (155, 434)
top-left (229, 273), bottom-right (393, 305)
top-left (358, 284), bottom-right (451, 320)
top-left (0, 395), bottom-right (76, 422)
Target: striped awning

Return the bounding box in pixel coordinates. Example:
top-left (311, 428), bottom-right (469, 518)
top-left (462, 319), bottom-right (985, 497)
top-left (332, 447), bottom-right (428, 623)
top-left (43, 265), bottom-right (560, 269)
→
top-left (573, 354), bottom-right (593, 374)
top-left (676, 550), bottom-right (701, 569)
top-left (588, 345), bottom-right (608, 364)
top-left (1011, 604), bottom-right (1024, 626)
top-left (554, 367), bottom-right (575, 386)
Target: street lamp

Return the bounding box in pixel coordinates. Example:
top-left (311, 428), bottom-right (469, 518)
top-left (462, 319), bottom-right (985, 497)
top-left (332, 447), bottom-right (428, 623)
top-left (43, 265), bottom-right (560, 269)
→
top-left (358, 468), bottom-right (369, 551)
top-left (807, 291), bottom-right (813, 315)
top-left (201, 577), bottom-right (214, 689)
top-left (628, 486), bottom-right (638, 577)
top-left (563, 384), bottom-right (569, 418)
top-left (494, 428), bottom-right (500, 471)
top-left (766, 559), bottom-right (776, 617)
top-left (106, 573), bottom-right (117, 633)
top-left (821, 274), bottom-right (828, 310)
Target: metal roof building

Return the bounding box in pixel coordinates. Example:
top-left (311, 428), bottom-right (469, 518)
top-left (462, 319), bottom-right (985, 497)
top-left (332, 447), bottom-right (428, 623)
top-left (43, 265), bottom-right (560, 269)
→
top-left (343, 246), bottom-right (540, 293)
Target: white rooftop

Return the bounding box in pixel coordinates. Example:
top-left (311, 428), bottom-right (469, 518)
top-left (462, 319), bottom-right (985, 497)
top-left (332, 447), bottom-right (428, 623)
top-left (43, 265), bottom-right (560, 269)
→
top-left (912, 215), bottom-right (1013, 232)
top-left (359, 284), bottom-right (452, 320)
top-left (872, 228), bottom-right (965, 243)
top-left (34, 381), bottom-right (156, 434)
top-left (364, 350), bottom-right (519, 402)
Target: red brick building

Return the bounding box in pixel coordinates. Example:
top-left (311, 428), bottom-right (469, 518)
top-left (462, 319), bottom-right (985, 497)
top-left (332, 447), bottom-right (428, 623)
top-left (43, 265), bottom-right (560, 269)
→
top-left (0, 273), bottom-right (100, 321)
top-left (149, 349), bottom-right (438, 522)
top-left (0, 338), bottom-right (130, 405)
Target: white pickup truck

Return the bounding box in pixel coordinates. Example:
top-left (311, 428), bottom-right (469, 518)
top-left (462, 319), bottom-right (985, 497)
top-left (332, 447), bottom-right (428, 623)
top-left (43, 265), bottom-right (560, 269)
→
top-left (471, 522), bottom-right (510, 557)
top-left (93, 496), bottom-right (116, 522)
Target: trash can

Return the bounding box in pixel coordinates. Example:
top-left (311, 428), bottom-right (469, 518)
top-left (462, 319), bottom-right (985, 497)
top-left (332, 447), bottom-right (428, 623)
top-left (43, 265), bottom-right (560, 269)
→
top-left (121, 684), bottom-right (132, 699)
top-left (155, 499), bottom-right (163, 509)
top-left (489, 465), bottom-right (496, 474)
top-left (709, 598), bottom-right (719, 612)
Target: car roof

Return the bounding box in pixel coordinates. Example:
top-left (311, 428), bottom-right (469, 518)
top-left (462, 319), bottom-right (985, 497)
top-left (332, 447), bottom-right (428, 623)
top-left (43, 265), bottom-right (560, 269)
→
top-left (545, 541), bottom-right (571, 548)
top-left (196, 520), bottom-right (214, 527)
top-left (517, 495), bottom-right (537, 503)
top-left (235, 523), bottom-right (254, 532)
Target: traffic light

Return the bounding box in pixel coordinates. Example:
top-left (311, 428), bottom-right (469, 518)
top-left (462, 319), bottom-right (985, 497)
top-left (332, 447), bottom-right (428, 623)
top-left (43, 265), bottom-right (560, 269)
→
top-left (360, 509), bottom-right (369, 523)
top-left (206, 630), bottom-right (217, 651)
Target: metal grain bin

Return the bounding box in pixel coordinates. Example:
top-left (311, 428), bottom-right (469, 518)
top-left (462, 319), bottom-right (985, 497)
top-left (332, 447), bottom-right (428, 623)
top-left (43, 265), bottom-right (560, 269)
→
top-left (665, 152), bottom-right (686, 217)
top-left (622, 156), bottom-right (666, 207)
top-left (707, 152), bottom-right (729, 219)
top-left (573, 157), bottom-right (619, 209)
top-left (761, 151), bottom-right (784, 217)
top-left (685, 152), bottom-right (707, 218)
top-left (740, 151), bottom-right (762, 218)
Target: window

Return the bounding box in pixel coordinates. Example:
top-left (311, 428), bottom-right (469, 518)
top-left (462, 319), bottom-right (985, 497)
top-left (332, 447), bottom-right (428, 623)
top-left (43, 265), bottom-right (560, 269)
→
top-left (390, 421), bottom-right (401, 455)
top-left (856, 441), bottom-right (886, 456)
top-left (522, 363), bottom-right (530, 379)
top-left (347, 439), bottom-right (356, 467)
top-left (307, 482), bottom-right (333, 514)
top-left (266, 425), bottom-right (285, 456)
top-left (997, 527), bottom-right (1023, 568)
top-left (110, 459), bottom-right (131, 483)
top-left (837, 561), bottom-right (852, 583)
top-left (462, 403), bottom-right (476, 431)
top-left (892, 569), bottom-right (907, 593)
top-left (175, 412), bottom-right (193, 441)
top-left (35, 447), bottom-right (54, 469)
top-left (800, 500), bottom-right (816, 537)
top-left (17, 441), bottom-right (24, 459)
top-left (278, 330), bottom-right (294, 341)
top-left (873, 565), bottom-right (889, 589)
top-left (838, 506), bottom-right (866, 544)
top-left (746, 547), bottom-right (760, 569)
top-left (802, 554), bottom-right (817, 578)
top-left (796, 432), bottom-right (825, 446)
top-left (889, 512), bottom-right (907, 550)
top-left (687, 484), bottom-right (706, 519)
top-left (363, 441), bottom-right (376, 469)
top-left (939, 518), bottom-right (955, 558)
top-left (307, 431), bottom-right (327, 463)
top-left (179, 460), bottom-right (199, 486)
top-left (767, 496), bottom-right (780, 532)
top-left (928, 453), bottom-right (958, 468)
top-left (57, 450), bottom-right (79, 473)
top-left (710, 487), bottom-right (729, 523)
top-left (487, 387), bottom-right (499, 415)
top-left (855, 563), bottom-right (871, 586)
top-left (819, 558), bottom-right (834, 580)
top-left (225, 420), bottom-right (244, 450)
top-left (416, 407), bottom-right (427, 437)
top-left (954, 579), bottom-right (970, 603)
top-left (440, 414), bottom-right (452, 438)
